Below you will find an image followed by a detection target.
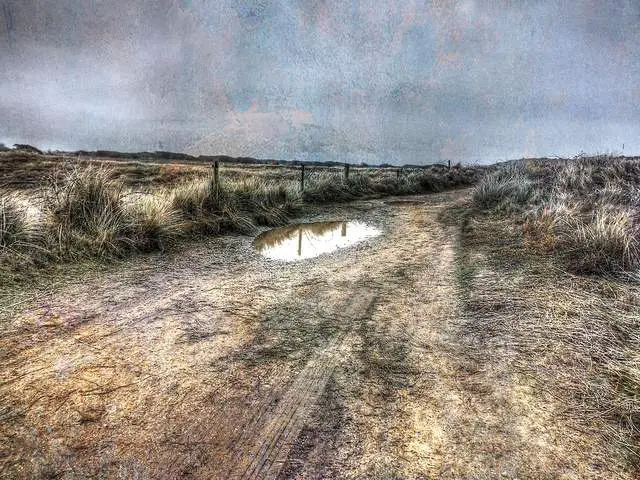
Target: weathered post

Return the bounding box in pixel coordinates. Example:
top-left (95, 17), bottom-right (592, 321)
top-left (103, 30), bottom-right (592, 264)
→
top-left (298, 228), bottom-right (303, 256)
top-left (396, 168), bottom-right (401, 180)
top-left (344, 163), bottom-right (350, 180)
top-left (448, 160), bottom-right (451, 170)
top-left (213, 161), bottom-right (220, 196)
top-left (300, 163), bottom-right (305, 192)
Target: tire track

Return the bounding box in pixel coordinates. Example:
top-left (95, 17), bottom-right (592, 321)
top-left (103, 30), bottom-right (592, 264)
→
top-left (225, 291), bottom-right (377, 480)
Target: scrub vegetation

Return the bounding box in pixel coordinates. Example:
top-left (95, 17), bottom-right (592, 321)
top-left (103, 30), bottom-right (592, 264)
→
top-left (449, 154), bottom-right (640, 472)
top-left (2, 161), bottom-right (640, 477)
top-left (0, 150), bottom-right (480, 276)
top-left (472, 154), bottom-right (640, 273)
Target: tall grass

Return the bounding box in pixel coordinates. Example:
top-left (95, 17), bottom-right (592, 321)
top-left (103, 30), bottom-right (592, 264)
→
top-left (472, 163), bottom-right (535, 211)
top-left (302, 167), bottom-right (477, 203)
top-left (474, 156), bottom-right (640, 274)
top-left (1, 162), bottom-right (480, 270)
top-left (43, 166), bottom-right (132, 257)
top-left (0, 193), bottom-right (34, 252)
top-left (170, 178), bottom-right (237, 234)
top-left (171, 176), bottom-right (300, 234)
top-left (553, 207), bottom-right (640, 273)
top-left (127, 195), bottom-right (185, 252)
top-left (43, 166), bottom-right (185, 257)
top-left (302, 172), bottom-right (374, 203)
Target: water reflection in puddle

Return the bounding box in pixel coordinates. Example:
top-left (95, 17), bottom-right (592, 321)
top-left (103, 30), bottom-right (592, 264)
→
top-left (384, 200), bottom-right (425, 206)
top-left (254, 221), bottom-right (382, 261)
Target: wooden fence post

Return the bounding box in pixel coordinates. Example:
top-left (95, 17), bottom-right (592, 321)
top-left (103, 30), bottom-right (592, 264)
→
top-left (396, 168), bottom-right (401, 180)
top-left (448, 160), bottom-right (451, 170)
top-left (213, 161), bottom-right (220, 196)
top-left (300, 164), bottom-right (305, 192)
top-left (344, 163), bottom-right (350, 180)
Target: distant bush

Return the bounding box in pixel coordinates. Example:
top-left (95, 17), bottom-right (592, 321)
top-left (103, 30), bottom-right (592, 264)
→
top-left (417, 172), bottom-right (444, 192)
top-left (13, 144), bottom-right (43, 154)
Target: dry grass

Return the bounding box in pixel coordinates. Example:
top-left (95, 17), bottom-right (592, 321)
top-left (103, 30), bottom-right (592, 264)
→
top-left (0, 150), bottom-right (210, 189)
top-left (452, 214), bottom-right (640, 474)
top-left (554, 207), bottom-right (640, 273)
top-left (0, 192), bottom-right (37, 256)
top-left (126, 195), bottom-right (185, 252)
top-left (457, 155), bottom-right (640, 473)
top-left (43, 166), bottom-right (133, 257)
top-left (0, 158), bottom-right (481, 273)
top-left (474, 155), bottom-right (640, 273)
top-left (302, 167), bottom-right (478, 203)
top-left (2, 188), bottom-right (636, 477)
top-left (472, 163), bottom-right (536, 211)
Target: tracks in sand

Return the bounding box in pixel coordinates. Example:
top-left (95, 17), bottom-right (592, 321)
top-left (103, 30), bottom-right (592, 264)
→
top-left (226, 292), bottom-right (377, 480)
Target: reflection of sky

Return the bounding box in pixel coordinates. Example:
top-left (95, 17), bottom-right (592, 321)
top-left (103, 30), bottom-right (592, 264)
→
top-left (2, 1), bottom-right (640, 163)
top-left (254, 221), bottom-right (381, 261)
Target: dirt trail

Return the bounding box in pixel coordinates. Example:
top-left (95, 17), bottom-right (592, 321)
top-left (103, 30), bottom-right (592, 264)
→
top-left (0, 190), bottom-right (621, 479)
top-left (226, 293), bottom-right (375, 480)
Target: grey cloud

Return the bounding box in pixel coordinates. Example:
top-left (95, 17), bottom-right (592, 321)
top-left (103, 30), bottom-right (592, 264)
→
top-left (1, 0), bottom-right (639, 163)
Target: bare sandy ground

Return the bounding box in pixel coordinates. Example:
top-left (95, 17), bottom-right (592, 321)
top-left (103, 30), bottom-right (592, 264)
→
top-left (0, 190), bottom-right (627, 479)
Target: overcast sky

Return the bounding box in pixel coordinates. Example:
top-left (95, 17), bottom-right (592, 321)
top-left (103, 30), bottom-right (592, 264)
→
top-left (1, 1), bottom-right (639, 164)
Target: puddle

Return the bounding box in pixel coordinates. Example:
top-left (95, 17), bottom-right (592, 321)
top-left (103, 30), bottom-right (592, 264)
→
top-left (385, 200), bottom-right (425, 206)
top-left (254, 221), bottom-right (382, 261)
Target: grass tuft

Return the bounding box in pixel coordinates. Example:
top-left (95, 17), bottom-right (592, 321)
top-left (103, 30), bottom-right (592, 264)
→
top-left (555, 207), bottom-right (640, 273)
top-left (43, 166), bottom-right (133, 257)
top-left (472, 164), bottom-right (535, 211)
top-left (127, 195), bottom-right (185, 252)
top-left (0, 192), bottom-right (35, 252)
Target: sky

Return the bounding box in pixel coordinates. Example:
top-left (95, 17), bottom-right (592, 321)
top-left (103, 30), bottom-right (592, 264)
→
top-left (1, 0), bottom-right (640, 165)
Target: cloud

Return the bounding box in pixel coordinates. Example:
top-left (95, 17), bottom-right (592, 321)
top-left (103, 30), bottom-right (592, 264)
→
top-left (1, 0), bottom-right (639, 162)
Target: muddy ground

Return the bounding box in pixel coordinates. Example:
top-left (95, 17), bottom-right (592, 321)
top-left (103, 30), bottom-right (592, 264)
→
top-left (0, 189), bottom-right (629, 479)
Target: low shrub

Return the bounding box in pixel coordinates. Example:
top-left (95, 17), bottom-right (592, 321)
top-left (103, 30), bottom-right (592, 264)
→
top-left (417, 172), bottom-right (444, 192)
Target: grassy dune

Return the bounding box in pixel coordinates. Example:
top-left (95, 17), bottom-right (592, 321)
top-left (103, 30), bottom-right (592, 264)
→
top-left (451, 154), bottom-right (640, 469)
top-left (473, 155), bottom-right (640, 273)
top-left (0, 156), bottom-right (480, 276)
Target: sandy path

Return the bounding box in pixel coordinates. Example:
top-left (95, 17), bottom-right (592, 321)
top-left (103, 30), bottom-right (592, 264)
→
top-left (0, 190), bottom-right (618, 479)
